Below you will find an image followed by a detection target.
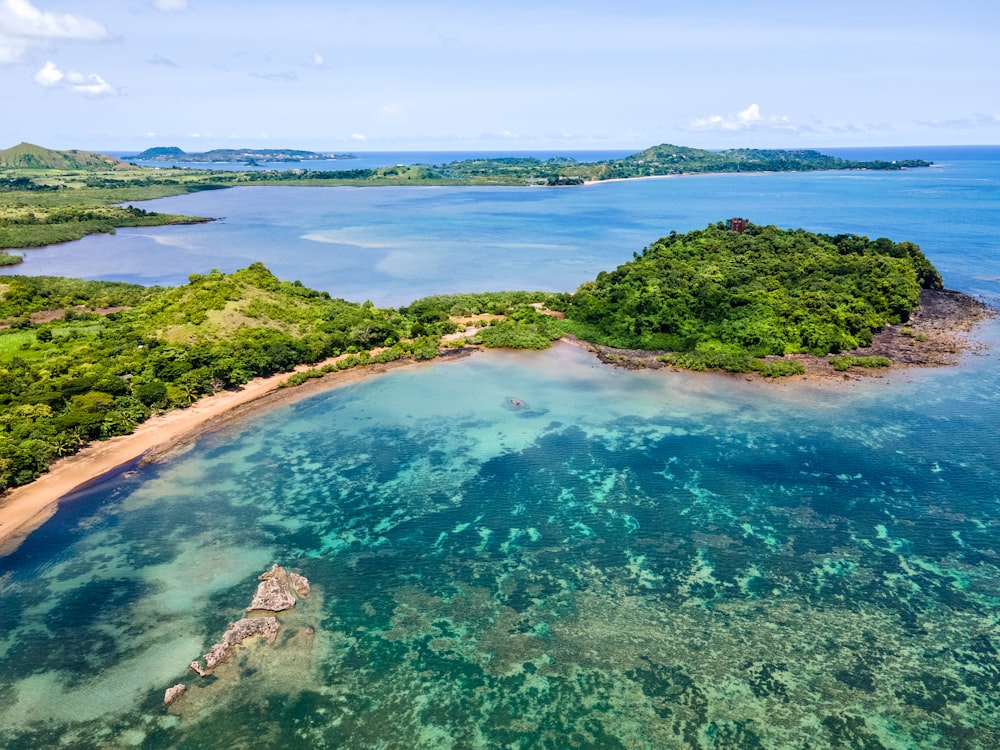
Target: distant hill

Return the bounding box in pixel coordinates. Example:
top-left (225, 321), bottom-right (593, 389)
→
top-left (130, 147), bottom-right (357, 163)
top-left (422, 143), bottom-right (932, 185)
top-left (593, 144), bottom-right (930, 179)
top-left (0, 142), bottom-right (133, 170)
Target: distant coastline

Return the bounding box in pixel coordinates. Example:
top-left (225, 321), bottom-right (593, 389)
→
top-left (126, 146), bottom-right (358, 163)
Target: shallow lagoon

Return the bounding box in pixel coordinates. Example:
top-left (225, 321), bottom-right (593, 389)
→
top-left (1, 148), bottom-right (999, 748)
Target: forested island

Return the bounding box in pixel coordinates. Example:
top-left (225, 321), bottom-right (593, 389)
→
top-left (1, 220), bottom-right (992, 494)
top-left (129, 146), bottom-right (358, 163)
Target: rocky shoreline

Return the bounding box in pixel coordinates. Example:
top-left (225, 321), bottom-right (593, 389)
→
top-left (575, 288), bottom-right (996, 382)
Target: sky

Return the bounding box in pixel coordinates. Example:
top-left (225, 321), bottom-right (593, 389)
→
top-left (1, 0), bottom-right (998, 152)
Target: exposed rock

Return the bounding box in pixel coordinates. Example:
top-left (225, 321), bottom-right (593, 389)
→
top-left (260, 563), bottom-right (283, 579)
top-left (224, 616), bottom-right (281, 648)
top-left (571, 288), bottom-right (996, 383)
top-left (202, 642), bottom-right (231, 670)
top-left (247, 564), bottom-right (297, 612)
top-left (191, 617), bottom-right (281, 676)
top-left (247, 576), bottom-right (296, 612)
top-left (289, 572), bottom-right (311, 598)
top-left (164, 683), bottom-right (186, 705)
top-left (189, 661), bottom-right (207, 677)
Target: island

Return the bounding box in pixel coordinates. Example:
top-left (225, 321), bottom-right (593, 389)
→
top-left (128, 146), bottom-right (358, 163)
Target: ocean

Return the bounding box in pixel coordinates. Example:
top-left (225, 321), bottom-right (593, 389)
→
top-left (1, 147), bottom-right (999, 748)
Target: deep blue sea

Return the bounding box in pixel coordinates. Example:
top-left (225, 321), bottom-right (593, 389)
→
top-left (1, 147), bottom-right (999, 749)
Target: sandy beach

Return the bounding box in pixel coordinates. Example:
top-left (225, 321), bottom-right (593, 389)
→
top-left (0, 355), bottom-right (426, 557)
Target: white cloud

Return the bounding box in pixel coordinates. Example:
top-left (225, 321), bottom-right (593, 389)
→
top-left (0, 0), bottom-right (107, 62)
top-left (35, 60), bottom-right (115, 95)
top-left (312, 52), bottom-right (324, 67)
top-left (350, 133), bottom-right (367, 141)
top-left (151, 0), bottom-right (188, 12)
top-left (33, 57), bottom-right (59, 84)
top-left (689, 103), bottom-right (794, 133)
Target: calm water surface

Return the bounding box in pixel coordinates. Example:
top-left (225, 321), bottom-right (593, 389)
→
top-left (7, 146), bottom-right (1000, 307)
top-left (1, 148), bottom-right (999, 748)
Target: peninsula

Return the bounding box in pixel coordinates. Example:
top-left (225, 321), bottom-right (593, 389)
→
top-left (0, 220), bottom-right (994, 555)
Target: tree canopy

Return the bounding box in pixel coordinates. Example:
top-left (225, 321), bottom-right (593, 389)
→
top-left (559, 221), bottom-right (942, 357)
top-left (0, 264), bottom-right (450, 492)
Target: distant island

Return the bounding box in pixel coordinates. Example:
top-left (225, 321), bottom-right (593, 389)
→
top-left (0, 141), bottom-right (933, 255)
top-left (420, 144), bottom-right (931, 185)
top-left (128, 147), bottom-right (358, 164)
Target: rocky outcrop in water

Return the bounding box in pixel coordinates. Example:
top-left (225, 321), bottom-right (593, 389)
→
top-left (170, 564), bottom-right (312, 702)
top-left (289, 572), bottom-right (311, 598)
top-left (164, 683), bottom-right (186, 705)
top-left (190, 616), bottom-right (282, 676)
top-left (247, 564), bottom-right (300, 612)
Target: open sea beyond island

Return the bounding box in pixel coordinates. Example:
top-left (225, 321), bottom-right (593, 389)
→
top-left (1, 147), bottom-right (999, 748)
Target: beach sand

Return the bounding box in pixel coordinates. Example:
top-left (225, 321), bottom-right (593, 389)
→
top-left (0, 355), bottom-right (427, 557)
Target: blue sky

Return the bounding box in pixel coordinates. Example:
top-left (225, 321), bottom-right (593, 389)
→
top-left (1, 0), bottom-right (998, 152)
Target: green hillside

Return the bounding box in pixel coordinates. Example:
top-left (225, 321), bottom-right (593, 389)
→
top-left (558, 221), bottom-right (942, 367)
top-left (0, 264), bottom-right (449, 491)
top-left (595, 144), bottom-right (928, 179)
top-left (0, 142), bottom-right (132, 171)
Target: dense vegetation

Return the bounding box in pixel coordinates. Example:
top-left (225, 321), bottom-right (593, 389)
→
top-left (0, 216), bottom-right (952, 490)
top-left (131, 147), bottom-right (357, 163)
top-left (0, 264), bottom-right (583, 491)
top-left (558, 221), bottom-right (941, 363)
top-left (402, 291), bottom-right (566, 348)
top-left (0, 264), bottom-right (457, 491)
top-left (0, 204), bottom-right (207, 249)
top-left (594, 144), bottom-right (929, 179)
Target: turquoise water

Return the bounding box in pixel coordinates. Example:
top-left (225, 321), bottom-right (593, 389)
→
top-left (1, 148), bottom-right (1000, 748)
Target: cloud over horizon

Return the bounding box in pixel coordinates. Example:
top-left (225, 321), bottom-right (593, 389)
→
top-left (915, 113), bottom-right (1000, 130)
